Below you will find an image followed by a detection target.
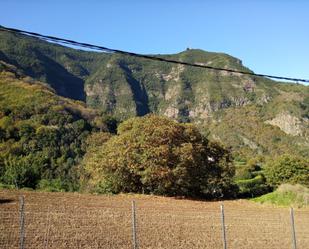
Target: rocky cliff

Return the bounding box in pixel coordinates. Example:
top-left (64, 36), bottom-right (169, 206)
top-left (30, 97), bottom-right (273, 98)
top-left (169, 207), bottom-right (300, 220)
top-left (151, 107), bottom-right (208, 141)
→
top-left (1, 30), bottom-right (308, 158)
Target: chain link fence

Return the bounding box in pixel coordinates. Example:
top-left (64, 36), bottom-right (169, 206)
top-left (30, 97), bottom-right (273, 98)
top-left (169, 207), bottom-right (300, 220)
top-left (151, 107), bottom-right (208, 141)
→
top-left (1, 194), bottom-right (309, 249)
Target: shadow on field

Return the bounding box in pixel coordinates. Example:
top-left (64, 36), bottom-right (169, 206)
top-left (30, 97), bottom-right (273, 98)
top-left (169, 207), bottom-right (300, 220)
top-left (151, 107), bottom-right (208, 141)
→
top-left (172, 195), bottom-right (234, 203)
top-left (0, 198), bottom-right (14, 204)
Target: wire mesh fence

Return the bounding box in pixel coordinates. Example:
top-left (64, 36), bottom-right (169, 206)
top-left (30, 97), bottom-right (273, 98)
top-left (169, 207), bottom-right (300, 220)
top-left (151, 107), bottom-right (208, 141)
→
top-left (0, 191), bottom-right (309, 249)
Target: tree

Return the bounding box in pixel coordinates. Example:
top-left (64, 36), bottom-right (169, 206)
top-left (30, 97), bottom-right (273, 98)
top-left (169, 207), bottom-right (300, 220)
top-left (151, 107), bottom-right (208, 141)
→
top-left (83, 115), bottom-right (236, 198)
top-left (2, 154), bottom-right (41, 188)
top-left (265, 154), bottom-right (309, 188)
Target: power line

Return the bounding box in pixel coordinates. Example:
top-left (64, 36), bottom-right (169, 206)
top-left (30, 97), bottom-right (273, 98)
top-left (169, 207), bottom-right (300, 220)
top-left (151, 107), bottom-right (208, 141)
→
top-left (0, 25), bottom-right (308, 83)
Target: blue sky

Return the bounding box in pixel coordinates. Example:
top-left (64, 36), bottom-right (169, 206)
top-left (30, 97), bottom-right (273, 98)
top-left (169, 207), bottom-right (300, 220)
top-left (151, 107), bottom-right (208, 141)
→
top-left (1, 0), bottom-right (308, 83)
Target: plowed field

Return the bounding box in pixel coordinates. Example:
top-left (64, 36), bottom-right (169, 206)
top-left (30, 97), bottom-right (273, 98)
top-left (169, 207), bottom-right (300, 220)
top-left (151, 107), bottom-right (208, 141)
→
top-left (0, 190), bottom-right (308, 249)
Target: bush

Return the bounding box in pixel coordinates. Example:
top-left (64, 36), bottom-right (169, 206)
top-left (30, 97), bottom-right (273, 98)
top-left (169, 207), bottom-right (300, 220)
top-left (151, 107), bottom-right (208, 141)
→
top-left (0, 183), bottom-right (15, 190)
top-left (2, 155), bottom-right (40, 189)
top-left (37, 179), bottom-right (66, 192)
top-left (83, 115), bottom-right (236, 198)
top-left (253, 184), bottom-right (309, 207)
top-left (265, 155), bottom-right (309, 188)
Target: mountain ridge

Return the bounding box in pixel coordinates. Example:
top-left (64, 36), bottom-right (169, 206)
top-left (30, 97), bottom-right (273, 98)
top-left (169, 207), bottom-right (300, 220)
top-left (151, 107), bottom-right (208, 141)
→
top-left (0, 30), bottom-right (308, 159)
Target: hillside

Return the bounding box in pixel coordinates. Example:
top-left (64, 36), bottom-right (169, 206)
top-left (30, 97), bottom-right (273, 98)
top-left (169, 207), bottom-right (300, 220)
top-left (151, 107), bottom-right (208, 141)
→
top-left (0, 30), bottom-right (308, 160)
top-left (0, 66), bottom-right (103, 190)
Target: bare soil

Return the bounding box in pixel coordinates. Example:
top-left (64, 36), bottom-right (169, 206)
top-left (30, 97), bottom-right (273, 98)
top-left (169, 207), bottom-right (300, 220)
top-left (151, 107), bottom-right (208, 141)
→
top-left (0, 190), bottom-right (308, 249)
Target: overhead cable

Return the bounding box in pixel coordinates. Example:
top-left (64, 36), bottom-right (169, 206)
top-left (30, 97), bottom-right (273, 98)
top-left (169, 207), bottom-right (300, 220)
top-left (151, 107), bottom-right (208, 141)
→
top-left (0, 25), bottom-right (308, 83)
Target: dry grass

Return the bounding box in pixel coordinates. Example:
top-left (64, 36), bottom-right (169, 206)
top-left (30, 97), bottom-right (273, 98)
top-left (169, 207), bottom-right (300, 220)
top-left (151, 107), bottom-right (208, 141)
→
top-left (0, 189), bottom-right (308, 249)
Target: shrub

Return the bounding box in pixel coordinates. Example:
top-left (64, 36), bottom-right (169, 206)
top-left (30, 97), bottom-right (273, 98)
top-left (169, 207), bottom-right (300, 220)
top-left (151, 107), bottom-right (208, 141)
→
top-left (254, 184), bottom-right (309, 207)
top-left (2, 155), bottom-right (40, 189)
top-left (37, 179), bottom-right (66, 192)
top-left (265, 155), bottom-right (309, 188)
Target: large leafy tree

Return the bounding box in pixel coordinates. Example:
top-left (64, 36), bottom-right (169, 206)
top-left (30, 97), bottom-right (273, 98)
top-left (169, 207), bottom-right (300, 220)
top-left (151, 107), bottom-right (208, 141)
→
top-left (84, 115), bottom-right (236, 198)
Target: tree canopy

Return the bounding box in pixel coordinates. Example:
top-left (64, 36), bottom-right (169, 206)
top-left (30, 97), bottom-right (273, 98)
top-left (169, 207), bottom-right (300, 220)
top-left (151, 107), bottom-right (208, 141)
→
top-left (84, 115), bottom-right (236, 198)
top-left (265, 155), bottom-right (309, 188)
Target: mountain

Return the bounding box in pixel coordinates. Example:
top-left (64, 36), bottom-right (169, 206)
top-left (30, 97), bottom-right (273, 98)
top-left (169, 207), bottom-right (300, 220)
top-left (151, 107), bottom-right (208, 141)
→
top-left (0, 30), bottom-right (308, 160)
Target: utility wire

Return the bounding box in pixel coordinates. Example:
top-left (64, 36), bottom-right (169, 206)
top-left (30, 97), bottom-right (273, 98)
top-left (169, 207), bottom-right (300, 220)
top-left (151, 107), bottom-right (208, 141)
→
top-left (0, 25), bottom-right (308, 83)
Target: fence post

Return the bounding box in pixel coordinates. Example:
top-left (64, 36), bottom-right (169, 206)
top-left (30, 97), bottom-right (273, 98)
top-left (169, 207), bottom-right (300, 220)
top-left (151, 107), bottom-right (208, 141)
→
top-left (220, 204), bottom-right (227, 249)
top-left (44, 206), bottom-right (51, 249)
top-left (290, 208), bottom-right (297, 249)
top-left (131, 200), bottom-right (138, 249)
top-left (19, 196), bottom-right (25, 249)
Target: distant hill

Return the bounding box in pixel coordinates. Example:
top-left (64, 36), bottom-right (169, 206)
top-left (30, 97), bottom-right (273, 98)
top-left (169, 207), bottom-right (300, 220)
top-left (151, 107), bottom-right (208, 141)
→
top-left (0, 30), bottom-right (308, 159)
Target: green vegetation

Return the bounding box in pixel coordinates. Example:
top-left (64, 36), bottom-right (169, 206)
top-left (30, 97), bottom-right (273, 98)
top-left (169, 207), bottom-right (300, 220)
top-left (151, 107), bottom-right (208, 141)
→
top-left (0, 71), bottom-right (111, 191)
top-left (208, 104), bottom-right (309, 159)
top-left (264, 155), bottom-right (309, 187)
top-left (236, 175), bottom-right (269, 197)
top-left (0, 31), bottom-right (308, 202)
top-left (234, 157), bottom-right (270, 197)
top-left (83, 115), bottom-right (237, 198)
top-left (254, 184), bottom-right (309, 207)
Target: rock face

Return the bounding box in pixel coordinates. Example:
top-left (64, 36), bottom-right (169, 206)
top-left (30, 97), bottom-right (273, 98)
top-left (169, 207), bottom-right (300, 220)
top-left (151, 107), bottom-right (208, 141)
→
top-left (0, 31), bottom-right (277, 121)
top-left (164, 106), bottom-right (179, 119)
top-left (1, 31), bottom-right (309, 157)
top-left (265, 112), bottom-right (303, 136)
